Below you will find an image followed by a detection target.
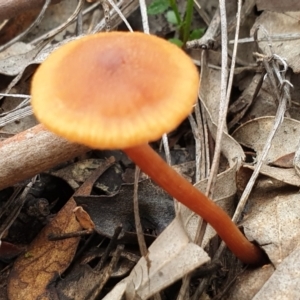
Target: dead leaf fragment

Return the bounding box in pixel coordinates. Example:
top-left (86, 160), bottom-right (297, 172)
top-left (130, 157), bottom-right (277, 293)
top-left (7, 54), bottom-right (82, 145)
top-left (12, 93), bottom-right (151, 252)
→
top-left (104, 218), bottom-right (210, 300)
top-left (7, 199), bottom-right (81, 300)
top-left (251, 11), bottom-right (300, 73)
top-left (73, 206), bottom-right (95, 230)
top-left (233, 117), bottom-right (300, 163)
top-left (226, 264), bottom-right (274, 300)
top-left (244, 164), bottom-right (300, 187)
top-left (243, 177), bottom-right (300, 266)
top-left (253, 246), bottom-right (300, 299)
top-left (233, 117), bottom-right (300, 185)
top-left (270, 152), bottom-right (295, 168)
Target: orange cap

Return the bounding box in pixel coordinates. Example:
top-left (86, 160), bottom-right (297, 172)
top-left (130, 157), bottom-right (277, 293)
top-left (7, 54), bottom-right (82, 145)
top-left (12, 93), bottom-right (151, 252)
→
top-left (31, 32), bottom-right (199, 149)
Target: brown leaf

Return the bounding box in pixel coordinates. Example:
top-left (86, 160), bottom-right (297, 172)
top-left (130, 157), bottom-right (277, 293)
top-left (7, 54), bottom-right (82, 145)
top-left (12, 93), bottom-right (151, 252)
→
top-left (7, 199), bottom-right (81, 300)
top-left (270, 152), bottom-right (295, 168)
top-left (7, 158), bottom-right (115, 299)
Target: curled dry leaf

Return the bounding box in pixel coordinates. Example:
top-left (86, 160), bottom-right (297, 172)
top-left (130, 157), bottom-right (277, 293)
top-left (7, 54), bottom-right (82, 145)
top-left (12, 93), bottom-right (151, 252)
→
top-left (0, 9), bottom-right (40, 45)
top-left (0, 241), bottom-right (24, 261)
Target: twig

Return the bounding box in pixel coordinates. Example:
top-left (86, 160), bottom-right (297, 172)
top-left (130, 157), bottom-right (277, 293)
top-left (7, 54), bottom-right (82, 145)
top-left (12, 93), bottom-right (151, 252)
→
top-left (90, 244), bottom-right (125, 298)
top-left (214, 0), bottom-right (255, 46)
top-left (106, 0), bottom-right (133, 32)
top-left (0, 124), bottom-right (89, 190)
top-left (139, 0), bottom-right (150, 34)
top-left (94, 225), bottom-right (123, 272)
top-left (230, 33), bottom-right (300, 45)
top-left (76, 5), bottom-right (83, 35)
top-left (31, 0), bottom-right (84, 44)
top-left (133, 165), bottom-right (161, 300)
top-left (178, 51), bottom-right (209, 300)
top-left (100, 0), bottom-right (111, 31)
top-left (186, 6), bottom-right (220, 49)
top-left (133, 166), bottom-right (148, 257)
top-left (0, 180), bottom-right (35, 240)
top-left (188, 114), bottom-right (202, 182)
top-left (92, 0), bottom-right (137, 33)
top-left (193, 0), bottom-right (211, 26)
top-left (209, 0), bottom-right (244, 178)
top-left (205, 0), bottom-right (229, 197)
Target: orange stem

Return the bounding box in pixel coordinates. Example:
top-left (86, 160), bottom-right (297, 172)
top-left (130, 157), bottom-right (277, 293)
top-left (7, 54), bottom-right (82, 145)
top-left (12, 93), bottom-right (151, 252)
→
top-left (124, 144), bottom-right (265, 265)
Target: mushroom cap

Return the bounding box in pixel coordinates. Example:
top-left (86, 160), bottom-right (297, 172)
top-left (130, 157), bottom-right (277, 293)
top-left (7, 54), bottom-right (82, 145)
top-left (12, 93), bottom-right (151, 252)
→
top-left (31, 32), bottom-right (199, 149)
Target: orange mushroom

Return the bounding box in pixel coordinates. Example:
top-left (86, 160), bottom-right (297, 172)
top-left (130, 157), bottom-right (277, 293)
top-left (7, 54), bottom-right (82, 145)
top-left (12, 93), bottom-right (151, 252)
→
top-left (31, 32), bottom-right (265, 265)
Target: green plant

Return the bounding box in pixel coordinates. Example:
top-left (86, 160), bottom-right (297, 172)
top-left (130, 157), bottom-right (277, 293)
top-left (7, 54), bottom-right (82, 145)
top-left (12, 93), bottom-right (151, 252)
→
top-left (147, 0), bottom-right (205, 46)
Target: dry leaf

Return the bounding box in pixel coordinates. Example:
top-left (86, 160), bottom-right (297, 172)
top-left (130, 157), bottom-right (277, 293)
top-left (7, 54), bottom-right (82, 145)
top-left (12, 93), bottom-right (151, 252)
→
top-left (233, 117), bottom-right (300, 162)
top-left (6, 159), bottom-right (114, 299)
top-left (253, 246), bottom-right (300, 299)
top-left (0, 43), bottom-right (42, 76)
top-left (243, 177), bottom-right (300, 266)
top-left (233, 117), bottom-right (300, 185)
top-left (200, 68), bottom-right (245, 167)
top-left (251, 11), bottom-right (300, 73)
top-left (103, 218), bottom-right (210, 300)
top-left (244, 164), bottom-right (300, 187)
top-left (226, 264), bottom-right (274, 300)
top-left (270, 152), bottom-right (295, 168)
top-left (7, 199), bottom-right (81, 300)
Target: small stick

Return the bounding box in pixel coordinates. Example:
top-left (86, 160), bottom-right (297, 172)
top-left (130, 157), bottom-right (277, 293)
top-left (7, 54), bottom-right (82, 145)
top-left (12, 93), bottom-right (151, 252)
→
top-left (0, 124), bottom-right (89, 190)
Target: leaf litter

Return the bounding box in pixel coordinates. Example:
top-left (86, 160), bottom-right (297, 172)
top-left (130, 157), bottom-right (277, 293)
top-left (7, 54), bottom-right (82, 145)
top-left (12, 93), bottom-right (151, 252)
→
top-left (2, 0), bottom-right (300, 299)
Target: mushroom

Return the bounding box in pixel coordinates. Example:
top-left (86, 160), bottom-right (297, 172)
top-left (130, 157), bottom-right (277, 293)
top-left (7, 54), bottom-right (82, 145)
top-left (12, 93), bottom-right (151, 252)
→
top-left (31, 32), bottom-right (265, 265)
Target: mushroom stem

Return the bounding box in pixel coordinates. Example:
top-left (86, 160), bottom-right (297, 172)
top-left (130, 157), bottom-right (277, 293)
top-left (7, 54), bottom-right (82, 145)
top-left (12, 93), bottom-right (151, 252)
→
top-left (124, 144), bottom-right (265, 265)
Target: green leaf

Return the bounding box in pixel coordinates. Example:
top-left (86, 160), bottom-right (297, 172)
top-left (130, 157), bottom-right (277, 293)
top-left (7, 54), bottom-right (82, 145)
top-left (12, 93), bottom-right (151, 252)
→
top-left (165, 10), bottom-right (179, 25)
top-left (147, 0), bottom-right (169, 15)
top-left (189, 28), bottom-right (205, 41)
top-left (168, 38), bottom-right (184, 48)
